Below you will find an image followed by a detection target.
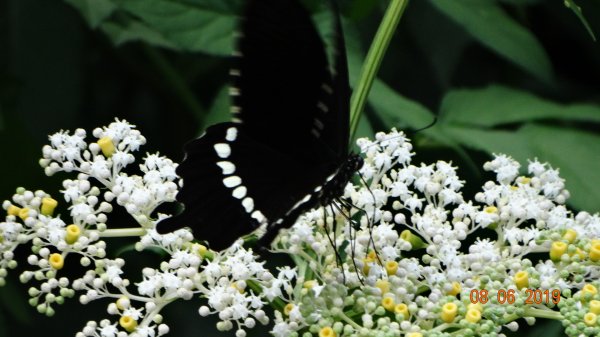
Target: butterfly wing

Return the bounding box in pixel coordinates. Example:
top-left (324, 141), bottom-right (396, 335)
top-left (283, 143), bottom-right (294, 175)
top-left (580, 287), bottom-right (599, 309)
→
top-left (158, 123), bottom-right (332, 250)
top-left (231, 0), bottom-right (349, 162)
top-left (157, 0), bottom-right (351, 250)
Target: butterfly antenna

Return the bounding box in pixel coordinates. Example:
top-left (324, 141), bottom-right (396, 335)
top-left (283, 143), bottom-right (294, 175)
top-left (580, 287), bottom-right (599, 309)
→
top-left (413, 116), bottom-right (438, 133)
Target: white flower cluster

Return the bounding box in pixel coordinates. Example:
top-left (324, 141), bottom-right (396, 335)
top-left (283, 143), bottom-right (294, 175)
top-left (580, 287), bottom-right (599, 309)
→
top-left (2, 121), bottom-right (600, 337)
top-left (270, 129), bottom-right (600, 337)
top-left (0, 120), bottom-right (295, 337)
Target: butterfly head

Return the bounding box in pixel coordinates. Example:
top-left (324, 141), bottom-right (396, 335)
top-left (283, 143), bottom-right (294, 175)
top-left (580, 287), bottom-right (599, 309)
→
top-left (319, 153), bottom-right (363, 205)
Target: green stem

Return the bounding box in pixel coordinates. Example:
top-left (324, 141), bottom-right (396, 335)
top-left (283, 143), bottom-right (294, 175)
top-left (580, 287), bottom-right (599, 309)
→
top-left (349, 0), bottom-right (409, 140)
top-left (503, 307), bottom-right (563, 322)
top-left (96, 228), bottom-right (146, 238)
top-left (142, 45), bottom-right (207, 128)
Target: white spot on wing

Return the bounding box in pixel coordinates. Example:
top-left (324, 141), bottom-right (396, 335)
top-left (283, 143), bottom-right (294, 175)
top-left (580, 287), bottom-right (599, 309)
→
top-left (223, 176), bottom-right (241, 188)
top-left (314, 119), bottom-right (324, 130)
top-left (232, 117), bottom-right (242, 123)
top-left (232, 50), bottom-right (243, 57)
top-left (216, 161), bottom-right (235, 175)
top-left (214, 143), bottom-right (231, 158)
top-left (232, 186), bottom-right (247, 199)
top-left (231, 106), bottom-right (241, 113)
top-left (321, 83), bottom-right (333, 94)
top-left (229, 69), bottom-right (241, 76)
top-left (317, 101), bottom-right (329, 112)
top-left (229, 87), bottom-right (240, 96)
top-left (226, 127), bottom-right (238, 142)
top-left (251, 210), bottom-right (266, 223)
top-left (242, 197), bottom-right (254, 212)
top-left (288, 194), bottom-right (312, 215)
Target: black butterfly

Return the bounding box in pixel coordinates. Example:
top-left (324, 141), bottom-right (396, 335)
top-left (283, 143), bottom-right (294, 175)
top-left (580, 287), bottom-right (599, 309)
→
top-left (157, 0), bottom-right (363, 251)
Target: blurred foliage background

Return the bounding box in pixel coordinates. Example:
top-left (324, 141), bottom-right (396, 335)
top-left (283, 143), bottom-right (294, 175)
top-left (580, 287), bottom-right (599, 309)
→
top-left (0, 0), bottom-right (599, 336)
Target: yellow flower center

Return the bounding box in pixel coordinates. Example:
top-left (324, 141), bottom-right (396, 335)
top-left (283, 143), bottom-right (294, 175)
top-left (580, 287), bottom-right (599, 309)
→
top-left (385, 260), bottom-right (398, 276)
top-left (484, 206), bottom-right (498, 214)
top-left (584, 312), bottom-right (597, 326)
top-left (49, 253), bottom-right (64, 270)
top-left (7, 205), bottom-right (21, 216)
top-left (394, 303), bottom-right (409, 319)
top-left (41, 197), bottom-right (58, 216)
top-left (319, 326), bottom-right (336, 337)
top-left (376, 279), bottom-right (390, 295)
top-left (119, 315), bottom-right (138, 332)
top-left (589, 243), bottom-right (600, 262)
top-left (466, 308), bottom-right (482, 323)
top-left (447, 281), bottom-right (461, 296)
top-left (589, 300), bottom-right (600, 314)
top-left (382, 297), bottom-right (395, 311)
top-left (284, 303), bottom-right (294, 316)
top-left (514, 271), bottom-right (529, 289)
top-left (581, 284), bottom-right (598, 302)
top-left (441, 302), bottom-right (458, 323)
top-left (550, 241), bottom-right (567, 261)
top-left (98, 137), bottom-right (115, 157)
top-left (65, 224), bottom-right (81, 244)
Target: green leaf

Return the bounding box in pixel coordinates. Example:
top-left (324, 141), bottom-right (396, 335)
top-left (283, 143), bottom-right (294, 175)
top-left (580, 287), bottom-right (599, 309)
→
top-left (526, 320), bottom-right (564, 337)
top-left (63, 0), bottom-right (116, 28)
top-left (563, 0), bottom-right (597, 41)
top-left (101, 21), bottom-right (178, 49)
top-left (114, 0), bottom-right (236, 55)
top-left (0, 281), bottom-right (30, 324)
top-left (442, 123), bottom-right (600, 212)
top-left (368, 79), bottom-right (436, 130)
top-left (204, 85), bottom-right (232, 128)
top-left (0, 310), bottom-right (6, 337)
top-left (429, 0), bottom-right (554, 84)
top-left (440, 85), bottom-right (600, 127)
top-left (345, 40), bottom-right (435, 131)
top-left (114, 243), bottom-right (139, 257)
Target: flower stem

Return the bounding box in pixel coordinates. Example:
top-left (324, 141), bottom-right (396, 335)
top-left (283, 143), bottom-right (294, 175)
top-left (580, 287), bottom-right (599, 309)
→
top-left (97, 228), bottom-right (146, 238)
top-left (503, 307), bottom-right (563, 322)
top-left (349, 0), bottom-right (409, 140)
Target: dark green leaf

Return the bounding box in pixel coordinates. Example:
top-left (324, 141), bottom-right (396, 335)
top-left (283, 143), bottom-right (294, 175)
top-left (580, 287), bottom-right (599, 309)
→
top-left (114, 243), bottom-right (139, 256)
top-left (115, 0), bottom-right (236, 55)
top-left (0, 309), bottom-right (6, 337)
top-left (440, 85), bottom-right (600, 127)
top-left (429, 0), bottom-right (554, 84)
top-left (442, 123), bottom-right (600, 212)
top-left (345, 35), bottom-right (435, 131)
top-left (0, 281), bottom-right (30, 324)
top-left (368, 79), bottom-right (436, 130)
top-left (563, 0), bottom-right (597, 41)
top-left (204, 85), bottom-right (232, 128)
top-left (526, 319), bottom-right (564, 337)
top-left (101, 21), bottom-right (178, 49)
top-left (63, 0), bottom-right (116, 28)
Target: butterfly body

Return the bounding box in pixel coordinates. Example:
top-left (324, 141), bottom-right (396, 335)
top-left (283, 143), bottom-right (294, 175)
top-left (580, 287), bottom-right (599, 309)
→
top-left (157, 0), bottom-right (359, 251)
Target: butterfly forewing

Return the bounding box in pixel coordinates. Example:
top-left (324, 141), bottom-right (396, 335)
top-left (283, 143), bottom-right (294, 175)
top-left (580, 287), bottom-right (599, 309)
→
top-left (231, 0), bottom-right (348, 162)
top-left (162, 123), bottom-right (335, 250)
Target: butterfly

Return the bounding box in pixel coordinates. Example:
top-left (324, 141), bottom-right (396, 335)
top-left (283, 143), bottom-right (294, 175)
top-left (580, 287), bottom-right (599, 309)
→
top-left (157, 0), bottom-right (363, 251)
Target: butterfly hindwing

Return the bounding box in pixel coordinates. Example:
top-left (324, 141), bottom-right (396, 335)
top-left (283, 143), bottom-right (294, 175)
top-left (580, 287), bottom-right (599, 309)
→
top-left (161, 123), bottom-right (336, 250)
